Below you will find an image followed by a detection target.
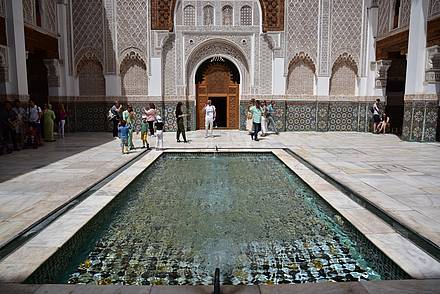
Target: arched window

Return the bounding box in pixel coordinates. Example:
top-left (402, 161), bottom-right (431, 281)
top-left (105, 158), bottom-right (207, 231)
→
top-left (329, 54), bottom-right (358, 96)
top-left (392, 0), bottom-right (401, 29)
top-left (240, 5), bottom-right (252, 25)
top-left (77, 59), bottom-right (105, 96)
top-left (120, 54), bottom-right (148, 96)
top-left (184, 5), bottom-right (195, 26)
top-left (203, 5), bottom-right (214, 26)
top-left (222, 5), bottom-right (233, 26)
top-left (286, 53), bottom-right (316, 95)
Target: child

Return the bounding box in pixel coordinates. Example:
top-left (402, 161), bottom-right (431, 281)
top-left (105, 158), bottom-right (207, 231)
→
top-left (140, 116), bottom-right (151, 149)
top-left (155, 115), bottom-right (164, 150)
top-left (118, 120), bottom-right (130, 154)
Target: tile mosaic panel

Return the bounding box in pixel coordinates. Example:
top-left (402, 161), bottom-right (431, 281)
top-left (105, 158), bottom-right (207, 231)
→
top-left (402, 100), bottom-right (439, 142)
top-left (317, 102), bottom-right (329, 132)
top-left (285, 102), bottom-right (317, 131)
top-left (328, 102), bottom-right (359, 132)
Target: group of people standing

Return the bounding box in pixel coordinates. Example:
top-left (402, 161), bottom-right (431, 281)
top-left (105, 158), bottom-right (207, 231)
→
top-left (109, 101), bottom-right (164, 154)
top-left (0, 99), bottom-right (67, 154)
top-left (246, 99), bottom-right (279, 141)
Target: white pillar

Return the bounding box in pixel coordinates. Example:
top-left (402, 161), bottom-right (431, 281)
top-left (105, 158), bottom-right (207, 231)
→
top-left (149, 57), bottom-right (162, 96)
top-left (5, 0), bottom-right (28, 96)
top-left (316, 77), bottom-right (330, 96)
top-left (272, 57), bottom-right (285, 95)
top-left (405, 0), bottom-right (429, 95)
top-left (104, 74), bottom-right (121, 96)
top-left (363, 2), bottom-right (383, 97)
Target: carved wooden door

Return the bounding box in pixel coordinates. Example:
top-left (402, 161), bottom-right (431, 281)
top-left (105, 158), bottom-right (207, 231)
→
top-left (196, 63), bottom-right (239, 129)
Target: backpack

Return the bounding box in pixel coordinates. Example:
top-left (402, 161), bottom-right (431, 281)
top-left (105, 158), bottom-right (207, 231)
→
top-left (108, 108), bottom-right (116, 121)
top-left (369, 106), bottom-right (374, 114)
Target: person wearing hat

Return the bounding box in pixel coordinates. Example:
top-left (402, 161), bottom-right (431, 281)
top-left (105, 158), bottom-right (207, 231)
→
top-left (155, 115), bottom-right (164, 150)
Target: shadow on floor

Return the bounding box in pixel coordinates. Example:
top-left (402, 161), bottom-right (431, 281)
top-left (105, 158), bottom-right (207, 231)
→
top-left (0, 132), bottom-right (114, 183)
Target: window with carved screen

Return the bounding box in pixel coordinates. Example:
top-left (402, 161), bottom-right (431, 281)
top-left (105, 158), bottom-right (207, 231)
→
top-left (203, 5), bottom-right (214, 26)
top-left (240, 5), bottom-right (252, 25)
top-left (222, 5), bottom-right (233, 26)
top-left (184, 5), bottom-right (195, 26)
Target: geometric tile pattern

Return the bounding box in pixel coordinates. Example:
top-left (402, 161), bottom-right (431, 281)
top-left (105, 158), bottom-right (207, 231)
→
top-left (286, 101), bottom-right (317, 131)
top-left (402, 98), bottom-right (439, 142)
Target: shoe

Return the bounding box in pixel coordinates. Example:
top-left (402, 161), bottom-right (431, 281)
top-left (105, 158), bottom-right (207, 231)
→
top-left (177, 140), bottom-right (181, 142)
top-left (141, 146), bottom-right (145, 149)
top-left (147, 147), bottom-right (151, 150)
top-left (255, 138), bottom-right (259, 141)
top-left (184, 141), bottom-right (188, 143)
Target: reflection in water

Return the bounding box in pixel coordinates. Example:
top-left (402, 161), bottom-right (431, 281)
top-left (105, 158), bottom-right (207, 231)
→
top-left (66, 153), bottom-right (382, 285)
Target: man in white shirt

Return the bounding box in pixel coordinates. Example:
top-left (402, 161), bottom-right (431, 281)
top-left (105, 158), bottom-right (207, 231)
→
top-left (372, 99), bottom-right (380, 133)
top-left (27, 100), bottom-right (42, 145)
top-left (203, 100), bottom-right (216, 138)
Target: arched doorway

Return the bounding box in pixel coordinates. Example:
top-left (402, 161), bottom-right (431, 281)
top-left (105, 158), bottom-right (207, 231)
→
top-left (27, 54), bottom-right (48, 106)
top-left (195, 58), bottom-right (240, 129)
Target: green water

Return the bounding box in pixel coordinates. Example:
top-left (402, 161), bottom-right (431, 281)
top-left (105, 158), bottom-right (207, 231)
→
top-left (62, 153), bottom-right (399, 285)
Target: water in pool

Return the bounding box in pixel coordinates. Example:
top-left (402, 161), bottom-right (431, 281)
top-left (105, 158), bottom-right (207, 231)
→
top-left (65, 153), bottom-right (387, 285)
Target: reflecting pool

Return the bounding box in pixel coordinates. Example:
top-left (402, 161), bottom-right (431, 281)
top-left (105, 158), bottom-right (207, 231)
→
top-left (28, 153), bottom-right (408, 285)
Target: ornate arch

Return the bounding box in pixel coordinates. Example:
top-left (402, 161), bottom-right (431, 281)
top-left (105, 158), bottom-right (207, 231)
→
top-left (120, 49), bottom-right (148, 96)
top-left (151, 0), bottom-right (284, 32)
top-left (186, 39), bottom-right (250, 95)
top-left (75, 48), bottom-right (102, 76)
top-left (76, 54), bottom-right (105, 96)
top-left (286, 52), bottom-right (316, 95)
top-left (330, 53), bottom-right (358, 96)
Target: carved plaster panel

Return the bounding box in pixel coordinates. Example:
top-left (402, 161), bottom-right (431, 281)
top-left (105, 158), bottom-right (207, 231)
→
top-left (375, 59), bottom-right (392, 88)
top-left (0, 46), bottom-right (8, 83)
top-left (0, 0), bottom-right (6, 17)
top-left (425, 45), bottom-right (440, 83)
top-left (43, 59), bottom-right (60, 87)
top-left (23, 0), bottom-right (36, 25)
top-left (430, 0), bottom-right (440, 18)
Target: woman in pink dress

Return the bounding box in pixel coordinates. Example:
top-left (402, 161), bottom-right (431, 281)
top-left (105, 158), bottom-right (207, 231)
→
top-left (143, 103), bottom-right (157, 136)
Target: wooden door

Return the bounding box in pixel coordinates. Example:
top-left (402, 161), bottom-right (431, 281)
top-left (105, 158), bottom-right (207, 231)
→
top-left (196, 63), bottom-right (239, 129)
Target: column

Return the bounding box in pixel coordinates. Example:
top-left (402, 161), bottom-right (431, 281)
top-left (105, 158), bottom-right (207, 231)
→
top-left (272, 58), bottom-right (285, 95)
top-left (5, 0), bottom-right (28, 97)
top-left (402, 0), bottom-right (438, 142)
top-left (316, 0), bottom-right (331, 96)
top-left (405, 0), bottom-right (429, 95)
top-left (149, 58), bottom-right (162, 96)
top-left (104, 74), bottom-right (121, 96)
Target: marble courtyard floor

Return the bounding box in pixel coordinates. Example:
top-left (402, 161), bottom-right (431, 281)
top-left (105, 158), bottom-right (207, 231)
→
top-left (0, 130), bottom-right (439, 292)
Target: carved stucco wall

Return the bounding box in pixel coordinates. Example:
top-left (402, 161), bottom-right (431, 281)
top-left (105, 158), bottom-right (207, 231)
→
top-left (330, 0), bottom-right (362, 71)
top-left (378, 0), bottom-right (391, 37)
top-left (151, 0), bottom-right (284, 31)
top-left (430, 0), bottom-right (440, 18)
top-left (72, 0), bottom-right (104, 69)
top-left (285, 0), bottom-right (319, 70)
top-left (116, 0), bottom-right (149, 94)
top-left (287, 54), bottom-right (316, 95)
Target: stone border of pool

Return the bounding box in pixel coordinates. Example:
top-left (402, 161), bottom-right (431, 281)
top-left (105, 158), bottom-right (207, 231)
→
top-left (0, 149), bottom-right (439, 284)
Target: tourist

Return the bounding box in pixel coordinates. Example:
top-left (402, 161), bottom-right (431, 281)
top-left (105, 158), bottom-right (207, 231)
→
top-left (249, 100), bottom-right (263, 141)
top-left (267, 100), bottom-right (279, 135)
top-left (58, 103), bottom-right (67, 139)
top-left (203, 100), bottom-right (216, 138)
top-left (155, 115), bottom-right (164, 150)
top-left (377, 112), bottom-right (390, 134)
top-left (118, 120), bottom-right (130, 154)
top-left (12, 99), bottom-right (25, 149)
top-left (140, 116), bottom-right (150, 149)
top-left (372, 99), bottom-right (380, 133)
top-left (27, 100), bottom-right (42, 146)
top-left (4, 101), bottom-right (19, 151)
top-left (110, 100), bottom-right (122, 138)
top-left (122, 105), bottom-right (136, 149)
top-left (143, 103), bottom-right (157, 136)
top-left (175, 102), bottom-right (187, 143)
top-left (43, 104), bottom-right (56, 142)
top-left (246, 99), bottom-right (255, 134)
top-left (260, 101), bottom-right (268, 137)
